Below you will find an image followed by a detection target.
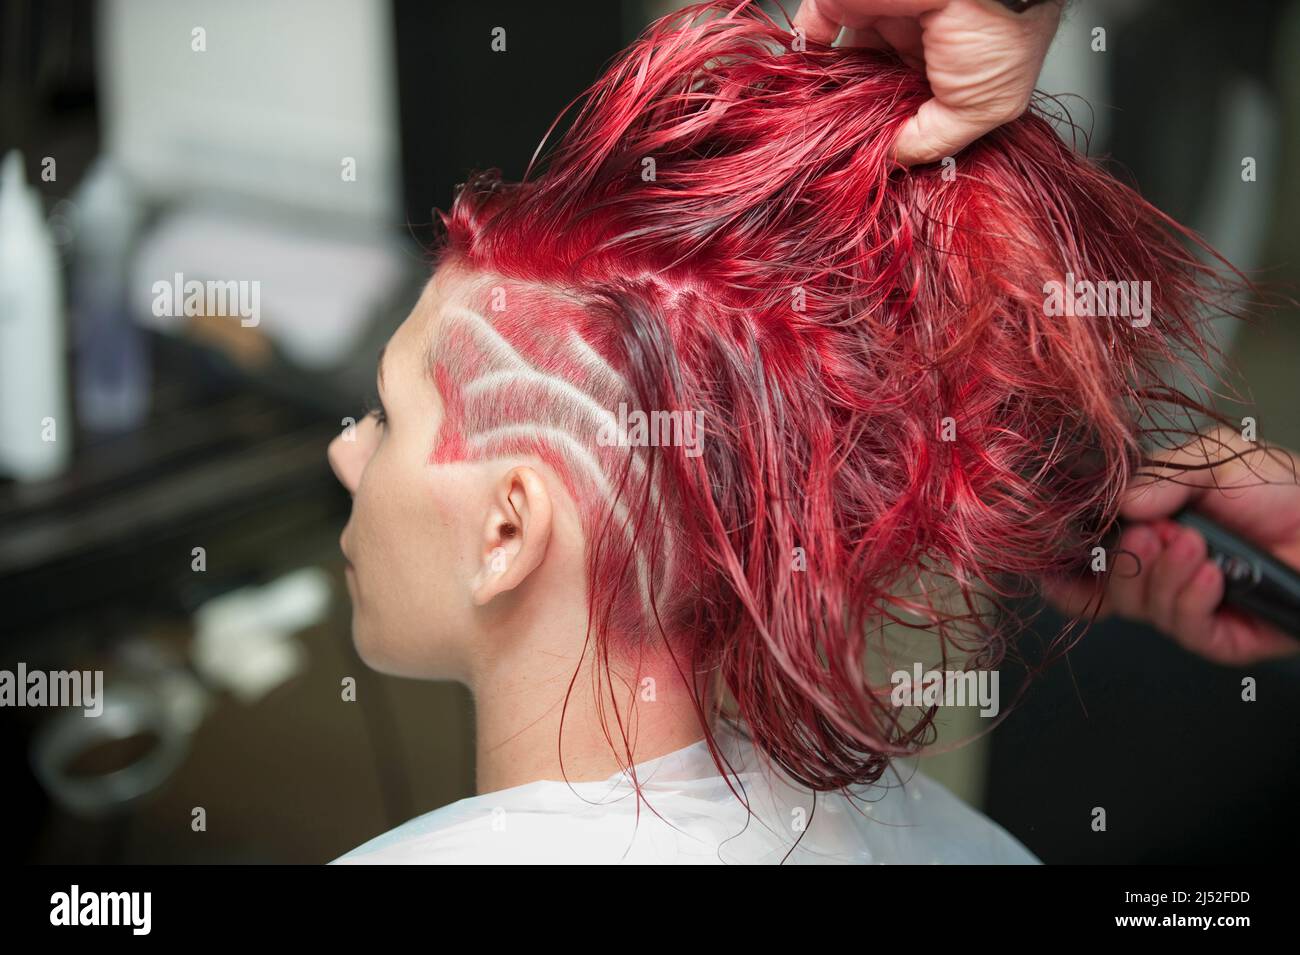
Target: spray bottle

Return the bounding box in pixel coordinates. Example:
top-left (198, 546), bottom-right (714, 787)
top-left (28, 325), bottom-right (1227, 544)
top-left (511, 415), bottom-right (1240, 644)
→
top-left (0, 150), bottom-right (70, 482)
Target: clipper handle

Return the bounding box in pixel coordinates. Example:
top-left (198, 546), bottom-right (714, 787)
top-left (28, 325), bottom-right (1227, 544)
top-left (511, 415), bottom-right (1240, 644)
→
top-left (1168, 509), bottom-right (1300, 639)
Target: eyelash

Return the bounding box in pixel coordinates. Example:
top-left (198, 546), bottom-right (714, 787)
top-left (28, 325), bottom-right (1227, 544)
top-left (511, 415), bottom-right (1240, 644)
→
top-left (364, 396), bottom-right (388, 428)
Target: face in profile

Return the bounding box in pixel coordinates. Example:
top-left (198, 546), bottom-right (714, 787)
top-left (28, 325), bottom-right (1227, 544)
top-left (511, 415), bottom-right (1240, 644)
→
top-left (327, 267), bottom-right (482, 682)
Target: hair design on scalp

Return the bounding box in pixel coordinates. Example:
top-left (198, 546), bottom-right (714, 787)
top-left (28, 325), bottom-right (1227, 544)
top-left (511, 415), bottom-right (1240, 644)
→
top-left (427, 282), bottom-right (681, 639)
top-left (426, 0), bottom-right (1253, 796)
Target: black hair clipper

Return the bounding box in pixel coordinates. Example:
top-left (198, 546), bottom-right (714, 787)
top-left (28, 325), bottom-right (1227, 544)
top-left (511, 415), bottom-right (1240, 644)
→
top-left (1166, 509), bottom-right (1300, 640)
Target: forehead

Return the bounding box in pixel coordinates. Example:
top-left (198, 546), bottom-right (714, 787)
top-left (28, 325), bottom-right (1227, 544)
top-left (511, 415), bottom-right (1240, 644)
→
top-left (387, 263), bottom-right (477, 378)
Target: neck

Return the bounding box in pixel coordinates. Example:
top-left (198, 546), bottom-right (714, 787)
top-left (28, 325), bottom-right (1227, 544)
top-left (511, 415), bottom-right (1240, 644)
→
top-left (468, 623), bottom-right (711, 795)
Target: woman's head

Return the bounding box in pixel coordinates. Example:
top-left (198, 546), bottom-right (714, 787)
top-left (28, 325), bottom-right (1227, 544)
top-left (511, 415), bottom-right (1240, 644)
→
top-left (331, 0), bottom-right (1243, 791)
top-left (328, 263), bottom-right (612, 687)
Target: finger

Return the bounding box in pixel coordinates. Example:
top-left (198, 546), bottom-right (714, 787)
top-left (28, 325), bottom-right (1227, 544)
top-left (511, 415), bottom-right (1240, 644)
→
top-left (1168, 563), bottom-right (1300, 665)
top-left (890, 97), bottom-right (1003, 166)
top-left (1121, 431), bottom-right (1298, 538)
top-left (1105, 524), bottom-right (1162, 621)
top-left (1166, 560), bottom-right (1225, 658)
top-left (1120, 437), bottom-right (1243, 523)
top-left (872, 15), bottom-right (924, 60)
top-left (1203, 613), bottom-right (1300, 666)
top-left (840, 26), bottom-right (891, 52)
top-left (791, 0), bottom-right (844, 46)
top-left (843, 25), bottom-right (924, 69)
top-left (1229, 622), bottom-right (1300, 662)
top-left (1144, 527), bottom-right (1208, 634)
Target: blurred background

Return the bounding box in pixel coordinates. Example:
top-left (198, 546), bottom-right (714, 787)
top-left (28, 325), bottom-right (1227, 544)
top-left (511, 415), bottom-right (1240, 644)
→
top-left (0, 0), bottom-right (1296, 864)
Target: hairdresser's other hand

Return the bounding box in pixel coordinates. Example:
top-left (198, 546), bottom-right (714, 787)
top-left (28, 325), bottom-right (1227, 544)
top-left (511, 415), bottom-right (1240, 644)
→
top-left (1043, 429), bottom-right (1300, 666)
top-left (791, 0), bottom-right (1063, 166)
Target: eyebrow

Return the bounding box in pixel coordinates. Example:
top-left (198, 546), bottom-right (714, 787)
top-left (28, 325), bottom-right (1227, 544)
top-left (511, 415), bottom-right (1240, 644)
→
top-left (377, 343), bottom-right (388, 393)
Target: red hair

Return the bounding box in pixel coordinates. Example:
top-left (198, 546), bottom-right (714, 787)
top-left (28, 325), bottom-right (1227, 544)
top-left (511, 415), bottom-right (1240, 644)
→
top-left (427, 0), bottom-right (1246, 793)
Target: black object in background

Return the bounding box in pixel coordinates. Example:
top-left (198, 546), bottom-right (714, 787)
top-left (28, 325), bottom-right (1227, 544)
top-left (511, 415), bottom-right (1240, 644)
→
top-left (391, 0), bottom-right (626, 251)
top-left (987, 602), bottom-right (1300, 863)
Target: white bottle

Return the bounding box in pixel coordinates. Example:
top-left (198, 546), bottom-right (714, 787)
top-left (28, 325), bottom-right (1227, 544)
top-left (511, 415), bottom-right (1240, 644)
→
top-left (71, 157), bottom-right (148, 433)
top-left (0, 150), bottom-right (70, 482)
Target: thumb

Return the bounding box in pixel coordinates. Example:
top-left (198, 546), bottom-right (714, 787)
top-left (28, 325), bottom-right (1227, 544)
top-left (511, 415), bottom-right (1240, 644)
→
top-left (1118, 434), bottom-right (1300, 549)
top-left (1123, 431), bottom-right (1263, 522)
top-left (1120, 472), bottom-right (1201, 523)
top-left (890, 97), bottom-right (996, 166)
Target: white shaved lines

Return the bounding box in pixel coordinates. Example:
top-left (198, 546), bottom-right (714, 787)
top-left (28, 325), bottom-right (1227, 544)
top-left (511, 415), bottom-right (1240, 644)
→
top-left (442, 302), bottom-right (675, 615)
top-left (442, 303), bottom-right (525, 376)
top-left (567, 328), bottom-right (620, 381)
top-left (566, 328), bottom-right (678, 588)
top-left (463, 369), bottom-right (610, 430)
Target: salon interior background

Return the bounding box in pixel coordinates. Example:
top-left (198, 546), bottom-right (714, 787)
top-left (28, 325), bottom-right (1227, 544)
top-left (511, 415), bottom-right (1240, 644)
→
top-left (1, 0), bottom-right (1297, 863)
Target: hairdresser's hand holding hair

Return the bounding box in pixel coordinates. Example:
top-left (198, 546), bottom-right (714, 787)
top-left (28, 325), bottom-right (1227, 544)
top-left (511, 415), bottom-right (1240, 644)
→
top-left (792, 0), bottom-right (1063, 165)
top-left (1044, 429), bottom-right (1300, 666)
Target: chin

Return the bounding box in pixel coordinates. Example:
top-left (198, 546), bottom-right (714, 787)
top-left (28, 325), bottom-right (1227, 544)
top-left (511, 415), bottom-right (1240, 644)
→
top-left (351, 620), bottom-right (460, 681)
top-left (350, 620), bottom-right (402, 675)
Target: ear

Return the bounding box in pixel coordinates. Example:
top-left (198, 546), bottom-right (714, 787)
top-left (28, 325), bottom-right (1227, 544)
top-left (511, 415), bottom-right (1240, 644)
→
top-left (471, 466), bottom-right (553, 606)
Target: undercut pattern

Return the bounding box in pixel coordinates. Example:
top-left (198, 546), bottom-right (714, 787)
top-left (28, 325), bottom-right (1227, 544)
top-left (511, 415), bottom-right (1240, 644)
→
top-left (429, 299), bottom-right (679, 627)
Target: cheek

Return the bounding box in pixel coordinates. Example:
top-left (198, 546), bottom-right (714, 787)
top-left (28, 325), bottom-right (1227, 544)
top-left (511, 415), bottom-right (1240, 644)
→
top-left (352, 442), bottom-right (467, 627)
top-left (420, 465), bottom-right (479, 582)
top-left (358, 447), bottom-right (439, 577)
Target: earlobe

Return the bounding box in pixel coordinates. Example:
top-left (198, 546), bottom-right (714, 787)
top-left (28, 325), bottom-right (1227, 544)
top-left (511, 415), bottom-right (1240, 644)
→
top-left (470, 467), bottom-right (553, 607)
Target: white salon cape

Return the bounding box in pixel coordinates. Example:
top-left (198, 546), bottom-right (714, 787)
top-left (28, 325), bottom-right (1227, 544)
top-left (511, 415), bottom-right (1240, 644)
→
top-left (330, 719), bottom-right (1040, 864)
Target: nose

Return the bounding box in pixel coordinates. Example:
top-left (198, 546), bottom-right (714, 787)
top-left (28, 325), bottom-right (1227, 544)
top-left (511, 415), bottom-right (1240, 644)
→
top-left (327, 419), bottom-right (370, 494)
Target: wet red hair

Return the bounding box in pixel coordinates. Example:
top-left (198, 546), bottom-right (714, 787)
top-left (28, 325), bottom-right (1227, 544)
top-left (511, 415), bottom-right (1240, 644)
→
top-left (427, 0), bottom-right (1245, 793)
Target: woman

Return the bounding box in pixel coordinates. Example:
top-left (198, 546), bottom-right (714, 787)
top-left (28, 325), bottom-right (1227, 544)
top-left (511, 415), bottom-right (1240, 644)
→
top-left (325, 0), bottom-right (1251, 863)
